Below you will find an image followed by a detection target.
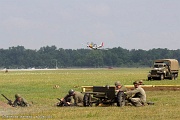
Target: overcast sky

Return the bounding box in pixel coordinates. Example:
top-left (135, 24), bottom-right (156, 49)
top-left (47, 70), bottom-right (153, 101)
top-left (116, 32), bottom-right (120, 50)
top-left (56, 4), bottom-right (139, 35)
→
top-left (0, 0), bottom-right (180, 50)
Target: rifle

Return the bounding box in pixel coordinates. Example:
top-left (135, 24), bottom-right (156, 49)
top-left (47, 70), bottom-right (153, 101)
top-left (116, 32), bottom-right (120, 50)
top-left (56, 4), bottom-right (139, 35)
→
top-left (56, 98), bottom-right (63, 106)
top-left (1, 94), bottom-right (13, 105)
top-left (57, 98), bottom-right (70, 106)
top-left (57, 98), bottom-right (62, 101)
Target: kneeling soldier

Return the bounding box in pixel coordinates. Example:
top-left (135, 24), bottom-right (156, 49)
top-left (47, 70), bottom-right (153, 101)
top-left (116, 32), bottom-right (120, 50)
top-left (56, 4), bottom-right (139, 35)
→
top-left (125, 81), bottom-right (146, 107)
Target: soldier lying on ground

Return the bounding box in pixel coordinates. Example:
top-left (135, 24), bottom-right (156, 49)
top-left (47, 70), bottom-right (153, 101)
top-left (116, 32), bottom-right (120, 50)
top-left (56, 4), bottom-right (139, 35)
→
top-left (57, 89), bottom-right (84, 107)
top-left (12, 94), bottom-right (30, 107)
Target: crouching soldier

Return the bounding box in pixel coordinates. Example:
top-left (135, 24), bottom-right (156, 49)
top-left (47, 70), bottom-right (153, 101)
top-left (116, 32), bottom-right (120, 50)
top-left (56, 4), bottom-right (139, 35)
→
top-left (57, 89), bottom-right (84, 107)
top-left (124, 81), bottom-right (146, 107)
top-left (114, 81), bottom-right (127, 94)
top-left (12, 94), bottom-right (29, 107)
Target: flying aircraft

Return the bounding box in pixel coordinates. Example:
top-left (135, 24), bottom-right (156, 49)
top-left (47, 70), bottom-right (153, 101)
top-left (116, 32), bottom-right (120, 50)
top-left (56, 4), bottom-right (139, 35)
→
top-left (86, 42), bottom-right (104, 50)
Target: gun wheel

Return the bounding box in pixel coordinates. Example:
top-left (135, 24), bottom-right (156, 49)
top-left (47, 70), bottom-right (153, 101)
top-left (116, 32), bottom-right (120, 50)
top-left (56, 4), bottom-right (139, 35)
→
top-left (83, 93), bottom-right (91, 107)
top-left (117, 91), bottom-right (125, 107)
top-left (160, 74), bottom-right (164, 80)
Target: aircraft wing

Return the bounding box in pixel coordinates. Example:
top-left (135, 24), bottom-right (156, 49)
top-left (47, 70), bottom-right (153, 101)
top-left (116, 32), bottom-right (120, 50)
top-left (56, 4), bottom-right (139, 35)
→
top-left (97, 42), bottom-right (104, 48)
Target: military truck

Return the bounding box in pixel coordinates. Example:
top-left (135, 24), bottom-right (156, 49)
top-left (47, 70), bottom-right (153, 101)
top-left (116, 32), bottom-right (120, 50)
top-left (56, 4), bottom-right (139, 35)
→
top-left (147, 59), bottom-right (179, 80)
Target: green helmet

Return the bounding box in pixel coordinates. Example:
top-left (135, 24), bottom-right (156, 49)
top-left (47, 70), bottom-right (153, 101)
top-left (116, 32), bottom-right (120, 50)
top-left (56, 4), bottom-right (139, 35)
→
top-left (15, 94), bottom-right (21, 98)
top-left (114, 81), bottom-right (121, 86)
top-left (133, 81), bottom-right (139, 85)
top-left (68, 89), bottom-right (75, 95)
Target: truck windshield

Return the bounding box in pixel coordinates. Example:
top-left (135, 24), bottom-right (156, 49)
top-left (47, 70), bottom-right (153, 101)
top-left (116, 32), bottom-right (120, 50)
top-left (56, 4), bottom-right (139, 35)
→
top-left (154, 64), bottom-right (164, 68)
top-left (154, 65), bottom-right (158, 68)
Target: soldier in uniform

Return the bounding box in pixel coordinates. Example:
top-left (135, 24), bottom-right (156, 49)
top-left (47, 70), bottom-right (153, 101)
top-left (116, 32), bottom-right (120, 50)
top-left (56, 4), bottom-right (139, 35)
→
top-left (12, 94), bottom-right (29, 107)
top-left (139, 80), bottom-right (144, 85)
top-left (58, 89), bottom-right (84, 107)
top-left (114, 81), bottom-right (127, 94)
top-left (57, 93), bottom-right (71, 107)
top-left (125, 81), bottom-right (146, 107)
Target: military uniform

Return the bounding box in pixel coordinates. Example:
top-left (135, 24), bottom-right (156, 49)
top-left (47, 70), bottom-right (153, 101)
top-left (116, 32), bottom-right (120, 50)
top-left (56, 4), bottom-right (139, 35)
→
top-left (59, 90), bottom-right (84, 107)
top-left (117, 85), bottom-right (127, 92)
top-left (71, 91), bottom-right (84, 106)
top-left (114, 81), bottom-right (127, 95)
top-left (59, 94), bottom-right (72, 106)
top-left (13, 94), bottom-right (29, 107)
top-left (125, 85), bottom-right (146, 107)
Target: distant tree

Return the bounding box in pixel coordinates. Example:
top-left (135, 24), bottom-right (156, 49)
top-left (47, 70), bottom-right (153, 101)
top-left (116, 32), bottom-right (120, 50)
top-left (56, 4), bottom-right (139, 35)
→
top-left (0, 45), bottom-right (180, 68)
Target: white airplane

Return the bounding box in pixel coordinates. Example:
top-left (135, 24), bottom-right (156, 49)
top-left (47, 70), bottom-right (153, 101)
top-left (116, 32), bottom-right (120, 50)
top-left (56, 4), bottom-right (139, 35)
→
top-left (86, 42), bottom-right (104, 50)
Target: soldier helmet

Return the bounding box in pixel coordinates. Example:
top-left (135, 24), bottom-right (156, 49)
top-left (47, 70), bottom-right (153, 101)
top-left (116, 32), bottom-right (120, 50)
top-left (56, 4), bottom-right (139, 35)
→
top-left (114, 81), bottom-right (121, 86)
top-left (15, 94), bottom-right (21, 98)
top-left (68, 89), bottom-right (75, 95)
top-left (133, 81), bottom-right (139, 85)
top-left (139, 80), bottom-right (143, 83)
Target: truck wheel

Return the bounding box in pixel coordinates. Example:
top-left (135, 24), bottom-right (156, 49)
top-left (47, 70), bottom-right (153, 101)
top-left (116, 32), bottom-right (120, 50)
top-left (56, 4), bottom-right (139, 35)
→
top-left (83, 93), bottom-right (91, 107)
top-left (170, 74), bottom-right (175, 80)
top-left (117, 91), bottom-right (125, 107)
top-left (160, 74), bottom-right (164, 80)
top-left (175, 74), bottom-right (178, 80)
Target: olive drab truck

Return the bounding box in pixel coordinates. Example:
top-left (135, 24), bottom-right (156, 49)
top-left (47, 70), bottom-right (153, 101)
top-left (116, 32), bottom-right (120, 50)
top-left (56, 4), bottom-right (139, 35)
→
top-left (148, 59), bottom-right (179, 80)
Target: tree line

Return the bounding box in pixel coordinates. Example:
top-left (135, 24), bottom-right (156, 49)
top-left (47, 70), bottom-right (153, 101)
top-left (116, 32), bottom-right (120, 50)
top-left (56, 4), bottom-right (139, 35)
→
top-left (0, 45), bottom-right (180, 69)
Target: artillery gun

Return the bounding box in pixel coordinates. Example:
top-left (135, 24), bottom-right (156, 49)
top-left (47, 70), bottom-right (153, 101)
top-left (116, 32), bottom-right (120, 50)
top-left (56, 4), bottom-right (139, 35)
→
top-left (82, 86), bottom-right (126, 107)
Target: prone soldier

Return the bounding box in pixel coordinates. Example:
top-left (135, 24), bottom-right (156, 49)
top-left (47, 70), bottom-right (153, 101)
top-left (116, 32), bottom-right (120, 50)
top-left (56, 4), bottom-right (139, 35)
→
top-left (57, 89), bottom-right (84, 107)
top-left (1, 94), bottom-right (30, 107)
top-left (13, 94), bottom-right (29, 107)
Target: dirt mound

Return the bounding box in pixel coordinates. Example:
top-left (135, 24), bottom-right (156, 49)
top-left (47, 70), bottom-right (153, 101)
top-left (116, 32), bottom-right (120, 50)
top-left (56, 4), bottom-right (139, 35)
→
top-left (82, 85), bottom-right (180, 92)
top-left (0, 101), bottom-right (12, 108)
top-left (0, 101), bottom-right (16, 116)
top-left (126, 85), bottom-right (180, 91)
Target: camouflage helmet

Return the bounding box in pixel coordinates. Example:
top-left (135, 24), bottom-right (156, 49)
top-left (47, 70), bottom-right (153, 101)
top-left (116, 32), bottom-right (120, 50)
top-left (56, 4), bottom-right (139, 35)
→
top-left (15, 94), bottom-right (21, 98)
top-left (114, 81), bottom-right (121, 86)
top-left (68, 89), bottom-right (75, 95)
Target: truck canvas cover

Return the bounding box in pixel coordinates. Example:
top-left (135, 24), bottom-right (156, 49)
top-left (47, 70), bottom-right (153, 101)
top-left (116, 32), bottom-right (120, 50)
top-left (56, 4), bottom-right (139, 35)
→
top-left (154, 59), bottom-right (179, 71)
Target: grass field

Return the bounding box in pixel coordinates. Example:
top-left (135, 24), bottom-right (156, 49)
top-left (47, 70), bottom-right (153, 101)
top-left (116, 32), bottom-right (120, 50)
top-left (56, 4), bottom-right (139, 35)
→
top-left (0, 68), bottom-right (180, 120)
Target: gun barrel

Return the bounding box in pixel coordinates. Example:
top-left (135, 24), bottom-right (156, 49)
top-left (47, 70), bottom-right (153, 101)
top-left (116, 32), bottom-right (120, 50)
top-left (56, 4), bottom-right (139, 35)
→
top-left (57, 98), bottom-right (62, 102)
top-left (1, 94), bottom-right (13, 106)
top-left (1, 94), bottom-right (11, 101)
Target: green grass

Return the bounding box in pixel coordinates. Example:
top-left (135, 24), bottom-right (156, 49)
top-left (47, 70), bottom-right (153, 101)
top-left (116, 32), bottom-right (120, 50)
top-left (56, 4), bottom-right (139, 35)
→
top-left (0, 68), bottom-right (180, 120)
